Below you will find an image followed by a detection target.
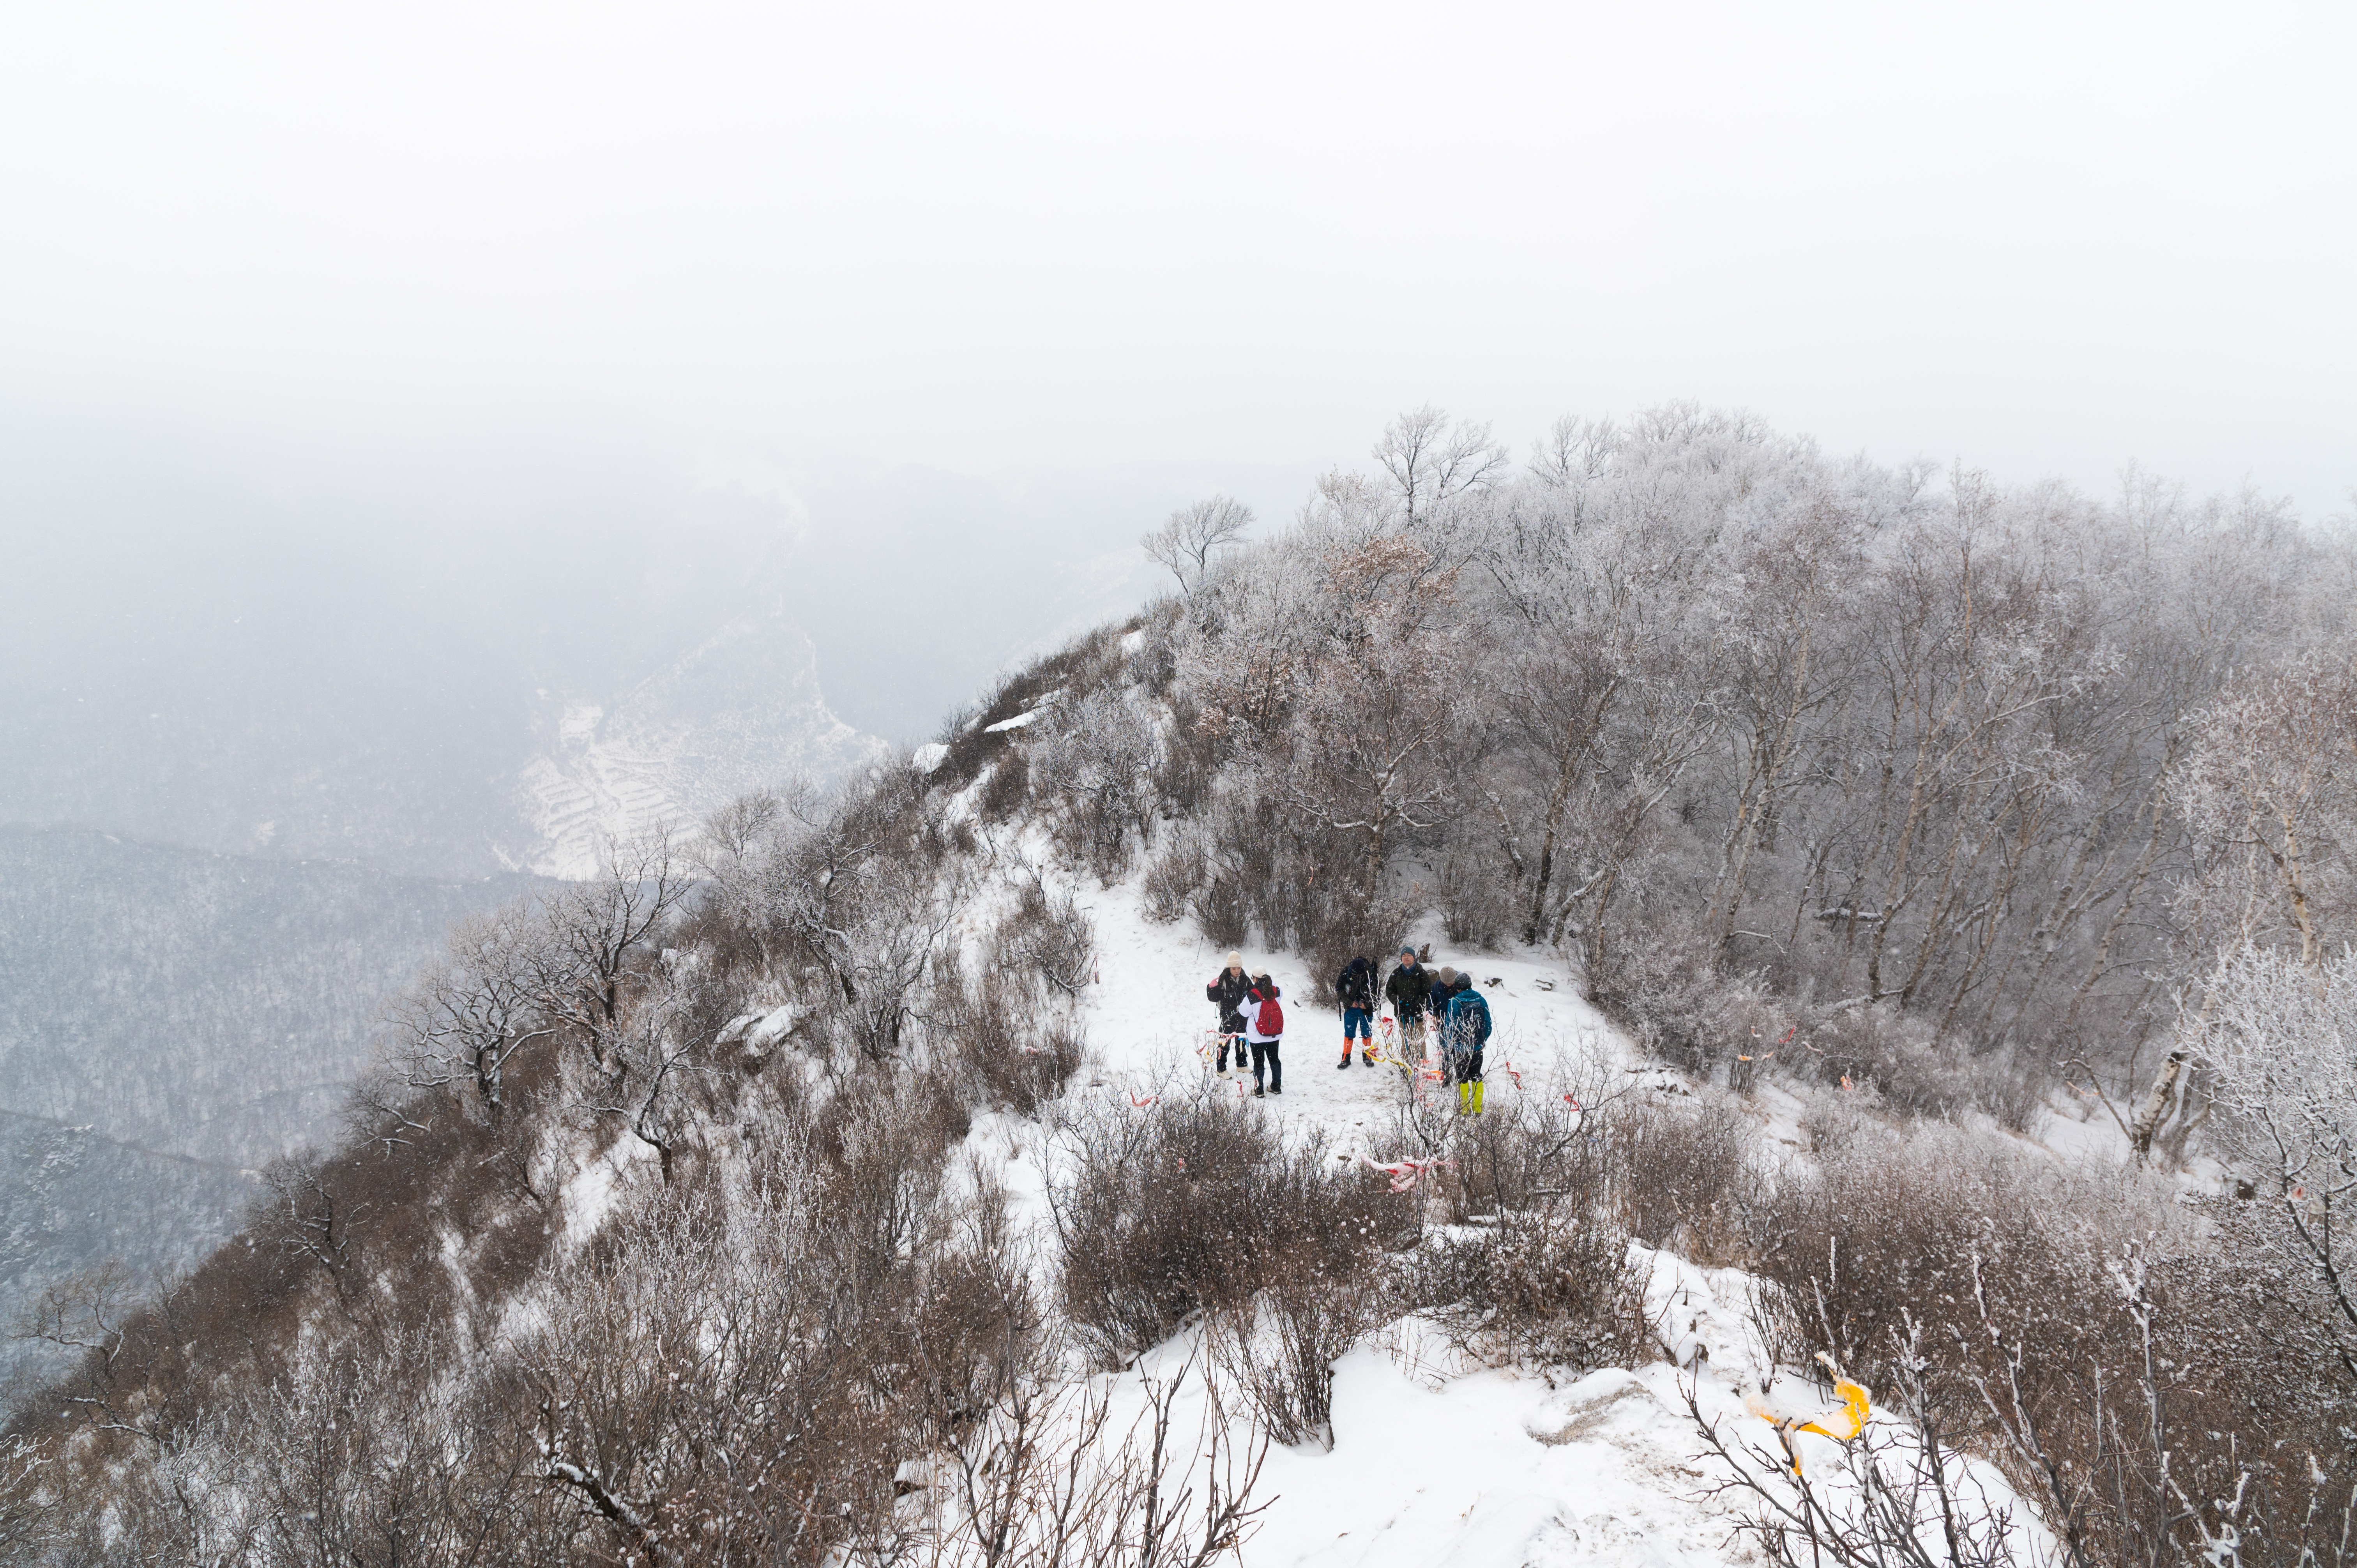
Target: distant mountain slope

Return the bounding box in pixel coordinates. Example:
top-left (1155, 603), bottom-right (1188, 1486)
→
top-left (0, 826), bottom-right (547, 1164)
top-left (0, 422), bottom-right (1277, 879)
top-left (0, 1114), bottom-right (253, 1402)
top-left (0, 826), bottom-right (547, 1402)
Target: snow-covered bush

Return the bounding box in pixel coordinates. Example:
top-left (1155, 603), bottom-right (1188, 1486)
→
top-left (1434, 819), bottom-right (1518, 948)
top-left (1139, 830), bottom-right (1203, 924)
top-left (2198, 943), bottom-right (2357, 1372)
top-left (1744, 1117), bottom-right (2357, 1565)
top-left (1150, 690), bottom-right (1217, 817)
top-left (926, 882), bottom-right (1095, 1117)
top-left (1208, 1145), bottom-right (1391, 1450)
top-left (1047, 1085), bottom-right (1404, 1369)
top-left (1035, 688), bottom-right (1161, 883)
top-left (1401, 1089), bottom-right (1653, 1375)
top-left (1187, 866), bottom-right (1250, 948)
top-left (977, 749), bottom-right (1030, 822)
top-left (1406, 1208), bottom-right (1650, 1377)
top-left (1609, 1091), bottom-right (1761, 1264)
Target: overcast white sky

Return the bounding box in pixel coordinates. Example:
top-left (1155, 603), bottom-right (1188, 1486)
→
top-left (4, 0), bottom-right (2351, 512)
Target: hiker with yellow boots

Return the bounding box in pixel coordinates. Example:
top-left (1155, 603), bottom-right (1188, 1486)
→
top-left (1438, 970), bottom-right (1493, 1114)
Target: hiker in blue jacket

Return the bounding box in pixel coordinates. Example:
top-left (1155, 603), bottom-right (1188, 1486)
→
top-left (1442, 978), bottom-right (1492, 1115)
top-left (1427, 966), bottom-right (1466, 1075)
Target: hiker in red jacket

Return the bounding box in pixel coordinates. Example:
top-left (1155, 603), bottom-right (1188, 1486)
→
top-left (1243, 975), bottom-right (1284, 1097)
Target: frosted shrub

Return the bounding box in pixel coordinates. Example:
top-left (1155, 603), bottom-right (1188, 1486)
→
top-left (1405, 1209), bottom-right (1649, 1376)
top-left (1139, 834), bottom-right (1203, 925)
top-left (1402, 1090), bottom-right (1651, 1376)
top-left (1209, 1248), bottom-right (1380, 1450)
top-left (977, 749), bottom-right (1030, 821)
top-left (1609, 1091), bottom-right (1760, 1263)
top-left (1188, 871), bottom-right (1249, 948)
top-left (1436, 839), bottom-right (1516, 948)
top-left (1047, 1088), bottom-right (1402, 1368)
top-left (927, 965), bottom-right (1085, 1117)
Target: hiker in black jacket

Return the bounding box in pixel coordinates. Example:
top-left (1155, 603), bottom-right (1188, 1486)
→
top-left (1427, 967), bottom-right (1468, 1079)
top-left (1205, 950), bottom-right (1253, 1072)
top-left (1334, 954), bottom-right (1377, 1069)
top-left (1385, 947), bottom-right (1431, 1060)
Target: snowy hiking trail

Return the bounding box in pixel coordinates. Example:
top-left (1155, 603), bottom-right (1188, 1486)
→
top-left (1067, 873), bottom-right (1663, 1165)
top-left (932, 866), bottom-right (2057, 1568)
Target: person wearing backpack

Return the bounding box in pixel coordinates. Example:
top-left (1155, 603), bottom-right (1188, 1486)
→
top-left (1443, 979), bottom-right (1493, 1115)
top-left (1244, 975), bottom-right (1285, 1097)
top-left (1384, 946), bottom-right (1431, 1061)
top-left (1427, 966), bottom-right (1463, 1077)
top-left (1205, 951), bottom-right (1252, 1072)
top-left (1334, 954), bottom-right (1377, 1069)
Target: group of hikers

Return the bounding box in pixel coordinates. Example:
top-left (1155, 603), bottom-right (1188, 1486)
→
top-left (1204, 946), bottom-right (1493, 1114)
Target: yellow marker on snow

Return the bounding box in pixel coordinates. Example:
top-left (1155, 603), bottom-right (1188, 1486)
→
top-left (1789, 1376), bottom-right (1869, 1441)
top-left (1745, 1354), bottom-right (1871, 1472)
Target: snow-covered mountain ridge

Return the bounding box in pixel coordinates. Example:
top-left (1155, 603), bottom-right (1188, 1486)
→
top-left (13, 410), bottom-right (2350, 1565)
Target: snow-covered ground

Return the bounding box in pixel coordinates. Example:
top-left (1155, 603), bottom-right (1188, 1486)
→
top-left (1068, 871), bottom-right (1670, 1156)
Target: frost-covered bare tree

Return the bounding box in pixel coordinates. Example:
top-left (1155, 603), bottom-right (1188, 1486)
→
top-left (579, 949), bottom-right (714, 1182)
top-left (717, 778), bottom-right (886, 996)
top-left (2199, 944), bottom-right (2357, 1376)
top-left (535, 827), bottom-right (696, 1079)
top-left (1371, 404), bottom-right (1507, 526)
top-left (837, 853), bottom-right (968, 1061)
top-left (1526, 411), bottom-right (1618, 492)
top-left (694, 786), bottom-right (785, 881)
top-left (2172, 652), bottom-right (2357, 970)
top-left (910, 1354), bottom-right (1273, 1568)
top-left (384, 900), bottom-right (555, 1124)
top-left (1141, 495), bottom-right (1253, 594)
top-left (1274, 535), bottom-right (1468, 896)
top-left (1481, 468), bottom-right (1737, 949)
top-left (1696, 496), bottom-right (1873, 954)
top-left (705, 772), bottom-right (975, 1060)
top-left (1033, 687), bottom-right (1162, 876)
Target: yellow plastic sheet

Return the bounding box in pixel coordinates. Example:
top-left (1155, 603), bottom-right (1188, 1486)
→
top-left (1789, 1377), bottom-right (1869, 1441)
top-left (1745, 1360), bottom-right (1871, 1473)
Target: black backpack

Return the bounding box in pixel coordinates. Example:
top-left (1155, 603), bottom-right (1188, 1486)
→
top-left (1336, 958), bottom-right (1372, 1008)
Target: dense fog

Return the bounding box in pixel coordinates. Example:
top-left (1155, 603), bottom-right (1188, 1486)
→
top-left (1, 413), bottom-right (1310, 875)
